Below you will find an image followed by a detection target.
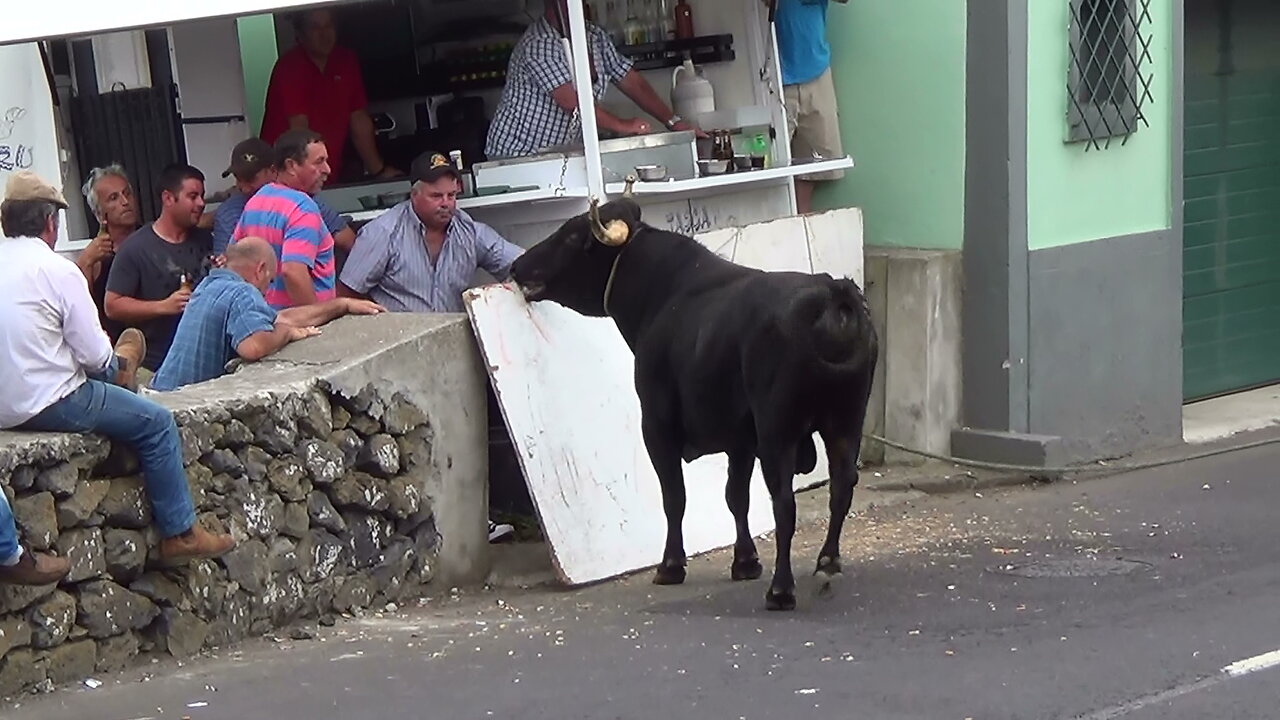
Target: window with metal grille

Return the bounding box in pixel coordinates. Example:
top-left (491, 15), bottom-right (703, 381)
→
top-left (1066, 0), bottom-right (1155, 150)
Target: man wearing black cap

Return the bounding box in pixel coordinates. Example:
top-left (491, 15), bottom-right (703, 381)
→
top-left (338, 151), bottom-right (524, 315)
top-left (211, 137), bottom-right (355, 259)
top-left (339, 152), bottom-right (522, 543)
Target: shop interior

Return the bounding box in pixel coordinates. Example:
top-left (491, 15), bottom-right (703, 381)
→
top-left (42, 0), bottom-right (778, 238)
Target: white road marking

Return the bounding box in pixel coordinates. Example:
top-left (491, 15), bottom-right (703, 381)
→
top-left (1223, 648), bottom-right (1280, 677)
top-left (1074, 647), bottom-right (1280, 719)
top-left (1073, 677), bottom-right (1219, 720)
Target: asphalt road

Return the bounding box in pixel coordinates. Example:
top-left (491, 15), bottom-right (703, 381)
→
top-left (9, 434), bottom-right (1280, 720)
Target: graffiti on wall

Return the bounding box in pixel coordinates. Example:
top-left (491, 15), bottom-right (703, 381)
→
top-left (662, 199), bottom-right (739, 237)
top-left (0, 107), bottom-right (36, 172)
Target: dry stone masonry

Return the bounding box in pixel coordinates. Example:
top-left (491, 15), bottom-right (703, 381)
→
top-left (0, 382), bottom-right (441, 698)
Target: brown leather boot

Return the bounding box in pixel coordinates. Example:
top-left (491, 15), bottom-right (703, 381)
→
top-left (113, 328), bottom-right (147, 392)
top-left (158, 525), bottom-right (236, 566)
top-left (0, 549), bottom-right (71, 586)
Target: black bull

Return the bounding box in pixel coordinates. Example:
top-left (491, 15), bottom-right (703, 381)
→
top-left (510, 197), bottom-right (878, 611)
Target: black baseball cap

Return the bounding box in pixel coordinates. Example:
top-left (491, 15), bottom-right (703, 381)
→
top-left (223, 137), bottom-right (275, 179)
top-left (410, 151), bottom-right (462, 185)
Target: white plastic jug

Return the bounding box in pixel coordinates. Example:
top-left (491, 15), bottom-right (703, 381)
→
top-left (671, 58), bottom-right (715, 120)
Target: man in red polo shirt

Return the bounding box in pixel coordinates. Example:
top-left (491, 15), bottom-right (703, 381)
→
top-left (260, 9), bottom-right (401, 182)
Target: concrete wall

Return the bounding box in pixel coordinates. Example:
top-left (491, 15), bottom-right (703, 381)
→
top-left (814, 0), bottom-right (968, 251)
top-left (0, 314), bottom-right (489, 697)
top-left (1026, 231), bottom-right (1183, 459)
top-left (864, 248), bottom-right (962, 465)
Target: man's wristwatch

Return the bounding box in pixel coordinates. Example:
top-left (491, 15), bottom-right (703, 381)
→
top-left (665, 115), bottom-right (683, 129)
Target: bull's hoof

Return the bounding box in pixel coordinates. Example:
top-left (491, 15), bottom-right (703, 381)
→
top-left (731, 556), bottom-right (763, 581)
top-left (814, 556), bottom-right (843, 598)
top-left (764, 587), bottom-right (797, 611)
top-left (814, 555), bottom-right (843, 577)
top-left (815, 571), bottom-right (843, 599)
top-left (652, 562), bottom-right (687, 585)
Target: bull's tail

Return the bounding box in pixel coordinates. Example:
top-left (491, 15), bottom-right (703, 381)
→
top-left (792, 276), bottom-right (877, 374)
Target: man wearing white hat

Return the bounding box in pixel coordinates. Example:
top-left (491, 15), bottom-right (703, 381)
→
top-left (0, 171), bottom-right (235, 585)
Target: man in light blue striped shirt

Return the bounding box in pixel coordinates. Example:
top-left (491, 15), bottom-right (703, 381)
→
top-left (338, 151), bottom-right (522, 543)
top-left (338, 152), bottom-right (524, 314)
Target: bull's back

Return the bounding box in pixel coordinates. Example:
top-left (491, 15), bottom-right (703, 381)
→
top-left (635, 269), bottom-right (873, 456)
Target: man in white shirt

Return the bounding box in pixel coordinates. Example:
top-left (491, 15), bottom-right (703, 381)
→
top-left (0, 171), bottom-right (235, 585)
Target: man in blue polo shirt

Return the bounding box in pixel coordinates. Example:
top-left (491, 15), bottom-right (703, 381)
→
top-left (150, 237), bottom-right (384, 392)
top-left (774, 0), bottom-right (848, 215)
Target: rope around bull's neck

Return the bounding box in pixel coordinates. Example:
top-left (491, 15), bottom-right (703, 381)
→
top-left (601, 237), bottom-right (632, 318)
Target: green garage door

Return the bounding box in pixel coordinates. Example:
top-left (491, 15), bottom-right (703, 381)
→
top-left (1183, 0), bottom-right (1280, 401)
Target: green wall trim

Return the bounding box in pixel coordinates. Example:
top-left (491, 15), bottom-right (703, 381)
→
top-left (237, 14), bottom-right (279, 137)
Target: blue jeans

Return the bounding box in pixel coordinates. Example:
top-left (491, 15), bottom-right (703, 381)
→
top-left (12, 366), bottom-right (196, 541)
top-left (0, 491), bottom-right (17, 564)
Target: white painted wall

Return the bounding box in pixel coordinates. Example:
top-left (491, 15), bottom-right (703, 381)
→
top-left (0, 43), bottom-right (69, 247)
top-left (168, 18), bottom-right (252, 196)
top-left (90, 31), bottom-right (151, 90)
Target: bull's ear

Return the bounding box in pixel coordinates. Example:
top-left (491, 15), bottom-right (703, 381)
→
top-left (574, 215), bottom-right (606, 250)
top-left (609, 197), bottom-right (643, 226)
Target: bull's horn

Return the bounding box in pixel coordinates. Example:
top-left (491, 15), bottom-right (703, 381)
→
top-left (588, 195), bottom-right (630, 246)
top-left (588, 196), bottom-right (607, 241)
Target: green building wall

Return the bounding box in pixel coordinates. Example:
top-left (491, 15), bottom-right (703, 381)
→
top-left (1024, 1), bottom-right (1174, 251)
top-left (814, 0), bottom-right (968, 251)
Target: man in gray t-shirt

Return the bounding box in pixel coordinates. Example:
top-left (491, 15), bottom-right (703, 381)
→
top-left (105, 164), bottom-right (215, 372)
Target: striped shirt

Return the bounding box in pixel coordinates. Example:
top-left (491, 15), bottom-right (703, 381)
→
top-left (230, 182), bottom-right (336, 309)
top-left (339, 202), bottom-right (524, 314)
top-left (213, 188), bottom-right (350, 256)
top-left (149, 269), bottom-right (277, 392)
top-left (485, 18), bottom-right (633, 159)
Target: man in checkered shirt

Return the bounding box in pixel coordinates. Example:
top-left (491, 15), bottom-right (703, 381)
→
top-left (485, 0), bottom-right (698, 159)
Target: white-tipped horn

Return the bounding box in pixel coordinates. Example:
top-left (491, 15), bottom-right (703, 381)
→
top-left (588, 196), bottom-right (608, 241)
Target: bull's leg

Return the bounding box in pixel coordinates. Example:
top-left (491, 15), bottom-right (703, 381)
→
top-left (814, 435), bottom-right (857, 586)
top-left (815, 365), bottom-right (876, 583)
top-left (759, 444), bottom-right (798, 611)
top-left (725, 447), bottom-right (762, 581)
top-left (642, 420), bottom-right (688, 586)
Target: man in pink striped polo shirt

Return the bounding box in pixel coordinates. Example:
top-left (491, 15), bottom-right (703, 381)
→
top-left (230, 129), bottom-right (336, 310)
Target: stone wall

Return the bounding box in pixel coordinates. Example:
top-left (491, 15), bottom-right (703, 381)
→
top-left (0, 314), bottom-right (491, 698)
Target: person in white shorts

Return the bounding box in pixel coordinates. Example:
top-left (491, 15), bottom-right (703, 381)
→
top-left (774, 0), bottom-right (847, 215)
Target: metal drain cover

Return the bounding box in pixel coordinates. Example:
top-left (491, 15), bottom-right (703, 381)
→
top-left (989, 557), bottom-right (1153, 578)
